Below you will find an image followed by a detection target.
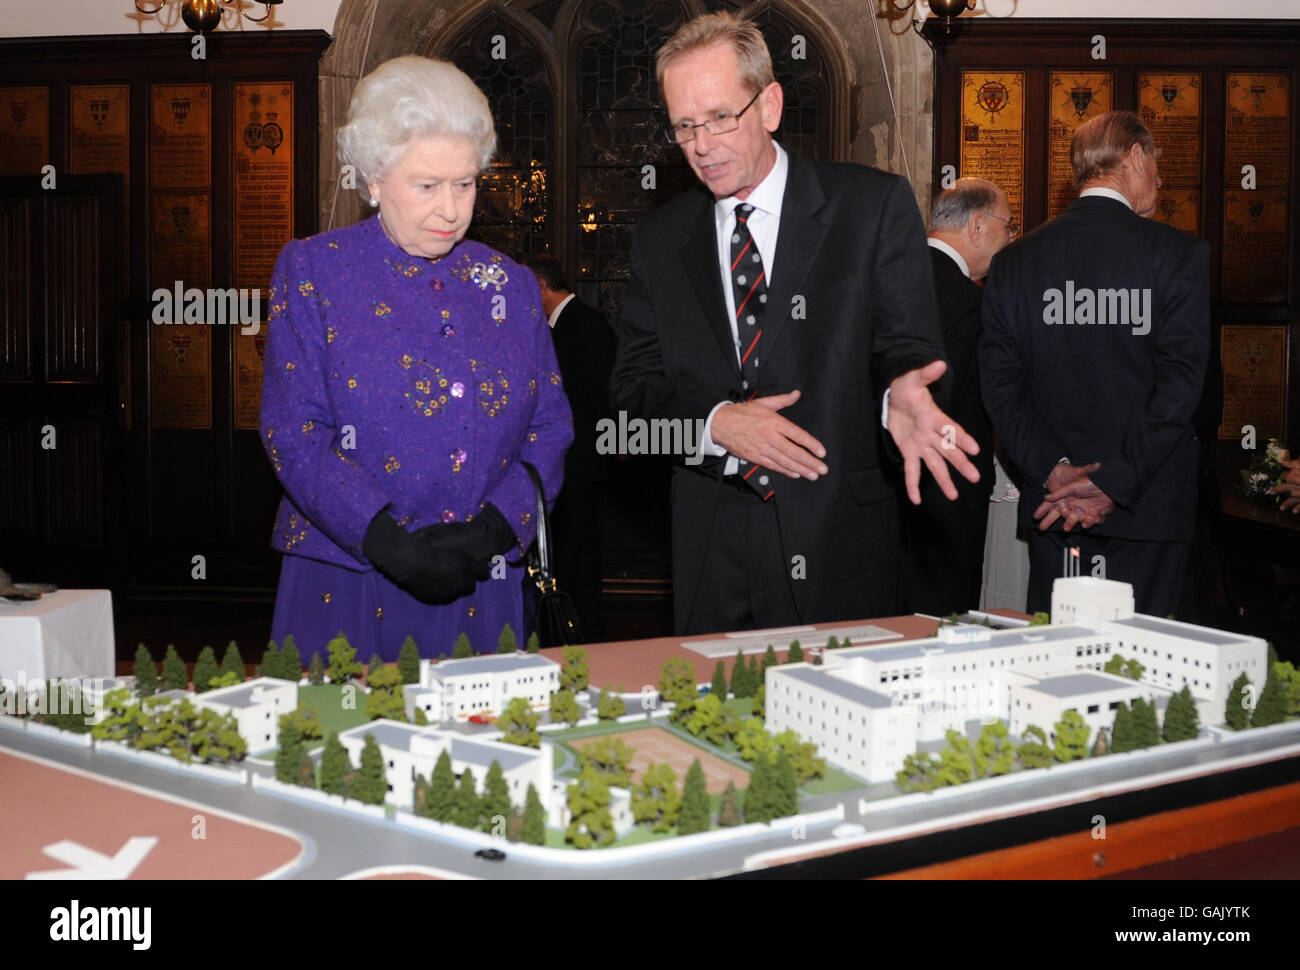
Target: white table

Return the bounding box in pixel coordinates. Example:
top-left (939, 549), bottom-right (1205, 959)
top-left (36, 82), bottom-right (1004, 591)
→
top-left (0, 589), bottom-right (115, 682)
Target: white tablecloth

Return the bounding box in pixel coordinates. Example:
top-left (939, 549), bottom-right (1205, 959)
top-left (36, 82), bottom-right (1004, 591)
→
top-left (0, 589), bottom-right (115, 682)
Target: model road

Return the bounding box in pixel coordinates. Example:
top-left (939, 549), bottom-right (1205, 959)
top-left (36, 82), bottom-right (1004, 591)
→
top-left (6, 722), bottom-right (1297, 879)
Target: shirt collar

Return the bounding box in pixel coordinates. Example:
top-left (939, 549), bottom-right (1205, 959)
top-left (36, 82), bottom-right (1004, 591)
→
top-left (1079, 186), bottom-right (1134, 210)
top-left (547, 292), bottom-right (576, 329)
top-left (714, 141), bottom-right (789, 228)
top-left (927, 237), bottom-right (971, 279)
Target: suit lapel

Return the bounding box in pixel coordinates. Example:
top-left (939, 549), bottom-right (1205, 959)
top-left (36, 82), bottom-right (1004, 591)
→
top-left (679, 203), bottom-right (741, 380)
top-left (758, 154), bottom-right (828, 371)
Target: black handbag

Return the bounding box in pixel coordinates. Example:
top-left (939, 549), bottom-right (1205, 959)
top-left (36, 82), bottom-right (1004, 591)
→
top-left (509, 461), bottom-right (584, 647)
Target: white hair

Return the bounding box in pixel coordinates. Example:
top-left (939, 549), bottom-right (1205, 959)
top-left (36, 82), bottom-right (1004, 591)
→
top-left (337, 56), bottom-right (497, 201)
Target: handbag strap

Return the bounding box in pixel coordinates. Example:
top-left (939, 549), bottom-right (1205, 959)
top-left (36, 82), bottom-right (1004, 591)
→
top-left (517, 460), bottom-right (553, 577)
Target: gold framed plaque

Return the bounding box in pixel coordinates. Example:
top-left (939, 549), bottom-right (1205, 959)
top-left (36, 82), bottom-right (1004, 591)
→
top-left (1140, 73), bottom-right (1201, 234)
top-left (1223, 74), bottom-right (1290, 302)
top-left (151, 323), bottom-right (212, 430)
top-left (151, 83), bottom-right (210, 190)
top-left (1047, 72), bottom-right (1112, 219)
top-left (0, 86), bottom-right (49, 175)
top-left (233, 329), bottom-right (268, 430)
top-left (1219, 325), bottom-right (1287, 440)
top-left (233, 82), bottom-right (294, 292)
top-left (961, 71), bottom-right (1026, 229)
top-left (70, 85), bottom-right (130, 177)
top-left (151, 192), bottom-right (211, 292)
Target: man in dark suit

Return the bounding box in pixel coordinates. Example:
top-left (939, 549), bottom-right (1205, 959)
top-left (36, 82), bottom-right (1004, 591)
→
top-left (611, 12), bottom-right (981, 635)
top-left (902, 179), bottom-right (1012, 616)
top-left (979, 110), bottom-right (1210, 617)
top-left (527, 255), bottom-right (616, 642)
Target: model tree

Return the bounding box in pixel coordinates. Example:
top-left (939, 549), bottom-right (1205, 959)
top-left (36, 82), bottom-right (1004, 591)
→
top-left (522, 783), bottom-right (546, 844)
top-left (744, 754), bottom-right (776, 821)
top-left (1029, 611), bottom-right (1050, 626)
top-left (896, 752), bottom-right (941, 792)
top-left (1090, 726), bottom-right (1110, 757)
top-left (1131, 697), bottom-right (1159, 748)
top-left (1253, 663), bottom-right (1288, 727)
top-left (260, 641), bottom-right (282, 680)
top-left (1104, 654), bottom-right (1126, 675)
top-left (192, 708), bottom-right (246, 764)
top-left (1225, 673), bottom-right (1253, 730)
top-left (319, 732), bottom-right (351, 796)
top-left (366, 651), bottom-right (383, 680)
top-left (452, 771), bottom-right (482, 829)
top-left (452, 633), bottom-right (473, 659)
top-left (747, 654), bottom-right (761, 692)
top-left (427, 750), bottom-right (456, 821)
top-left (1123, 658), bottom-right (1145, 681)
top-left (275, 719), bottom-right (303, 784)
top-left (630, 761), bottom-right (680, 833)
top-left (307, 651), bottom-right (325, 686)
top-left (158, 644), bottom-right (186, 692)
top-left (209, 670), bottom-right (239, 689)
top-left (596, 687), bottom-right (625, 720)
top-left (550, 689), bottom-right (581, 727)
top-left (710, 661), bottom-right (728, 700)
top-left (397, 637), bottom-right (421, 685)
top-left (498, 697), bottom-right (541, 748)
top-left (974, 719), bottom-right (1015, 777)
top-left (351, 734), bottom-right (387, 805)
top-left (133, 644), bottom-right (158, 697)
top-left (753, 682), bottom-right (766, 720)
top-left (296, 751), bottom-right (317, 789)
top-left (937, 728), bottom-right (975, 786)
top-left (717, 781), bottom-right (742, 827)
top-left (771, 730), bottom-right (825, 784)
top-left (280, 636), bottom-right (302, 682)
top-left (729, 650), bottom-right (751, 698)
top-left (481, 761), bottom-right (512, 832)
top-left (1016, 725), bottom-right (1053, 769)
top-left (281, 705), bottom-right (323, 744)
top-left (327, 633), bottom-right (364, 685)
top-left (414, 708), bottom-right (429, 726)
top-left (659, 657), bottom-right (697, 708)
top-left (220, 641), bottom-right (244, 683)
top-left (526, 632), bottom-right (540, 654)
top-left (762, 644), bottom-right (778, 674)
top-left (1162, 685), bottom-right (1199, 742)
top-left (560, 645), bottom-right (590, 692)
top-left (1277, 661), bottom-right (1300, 719)
top-left (192, 646), bottom-right (219, 695)
top-left (772, 750), bottom-right (798, 817)
top-left (498, 623), bottom-right (518, 655)
top-left (1110, 702), bottom-right (1135, 753)
top-left (825, 635), bottom-right (839, 652)
top-left (677, 758), bottom-right (710, 834)
top-left (581, 735), bottom-right (634, 788)
top-left (787, 640), bottom-right (804, 664)
top-left (1052, 709), bottom-right (1090, 762)
top-left (365, 664), bottom-right (407, 721)
top-left (735, 718), bottom-right (773, 764)
top-left (565, 767), bottom-right (614, 849)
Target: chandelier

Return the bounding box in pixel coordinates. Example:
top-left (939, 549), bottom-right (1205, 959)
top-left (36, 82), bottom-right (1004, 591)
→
top-left (133, 0), bottom-right (283, 33)
top-left (891, 0), bottom-right (977, 35)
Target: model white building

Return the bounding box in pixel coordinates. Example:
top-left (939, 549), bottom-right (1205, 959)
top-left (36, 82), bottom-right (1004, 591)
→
top-left (765, 578), bottom-right (1267, 783)
top-left (338, 719), bottom-right (555, 816)
top-left (407, 653), bottom-right (561, 723)
top-left (191, 677), bottom-right (299, 751)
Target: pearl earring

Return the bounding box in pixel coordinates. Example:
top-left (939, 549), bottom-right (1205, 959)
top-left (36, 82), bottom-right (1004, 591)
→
top-left (369, 198), bottom-right (378, 207)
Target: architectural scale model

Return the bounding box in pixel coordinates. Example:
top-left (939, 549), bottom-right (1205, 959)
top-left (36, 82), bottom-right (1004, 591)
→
top-left (765, 577), bottom-right (1268, 782)
top-left (406, 652), bottom-right (562, 723)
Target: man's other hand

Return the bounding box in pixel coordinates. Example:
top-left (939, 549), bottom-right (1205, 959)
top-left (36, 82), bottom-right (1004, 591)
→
top-left (710, 389), bottom-right (829, 480)
top-left (887, 360), bottom-right (981, 504)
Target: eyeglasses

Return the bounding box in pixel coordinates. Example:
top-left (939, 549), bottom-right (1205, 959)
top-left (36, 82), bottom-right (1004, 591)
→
top-left (666, 89), bottom-right (762, 145)
top-left (987, 212), bottom-right (1019, 239)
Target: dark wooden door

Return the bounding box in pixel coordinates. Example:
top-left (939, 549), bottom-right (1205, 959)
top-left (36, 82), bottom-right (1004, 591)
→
top-left (0, 174), bottom-right (124, 587)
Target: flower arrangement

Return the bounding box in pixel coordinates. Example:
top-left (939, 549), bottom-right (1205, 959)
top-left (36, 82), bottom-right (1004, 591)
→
top-left (1239, 438), bottom-right (1291, 500)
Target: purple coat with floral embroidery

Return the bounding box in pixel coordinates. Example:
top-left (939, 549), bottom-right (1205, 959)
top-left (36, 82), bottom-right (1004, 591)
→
top-left (259, 215), bottom-right (573, 572)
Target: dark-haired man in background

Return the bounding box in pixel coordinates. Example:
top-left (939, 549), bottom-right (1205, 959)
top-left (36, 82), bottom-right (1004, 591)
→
top-left (527, 255), bottom-right (616, 641)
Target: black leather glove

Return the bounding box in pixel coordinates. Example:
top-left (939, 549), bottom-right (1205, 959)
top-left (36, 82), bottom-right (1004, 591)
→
top-left (422, 503), bottom-right (518, 577)
top-left (362, 511), bottom-right (479, 605)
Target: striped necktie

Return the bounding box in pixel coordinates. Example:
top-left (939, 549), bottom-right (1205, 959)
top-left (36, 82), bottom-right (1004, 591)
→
top-left (730, 203), bottom-right (774, 501)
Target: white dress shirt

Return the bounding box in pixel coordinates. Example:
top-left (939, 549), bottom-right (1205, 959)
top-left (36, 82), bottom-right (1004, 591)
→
top-left (926, 236), bottom-right (971, 279)
top-left (1079, 186), bottom-right (1133, 210)
top-left (699, 142), bottom-right (789, 471)
top-left (547, 292), bottom-right (576, 330)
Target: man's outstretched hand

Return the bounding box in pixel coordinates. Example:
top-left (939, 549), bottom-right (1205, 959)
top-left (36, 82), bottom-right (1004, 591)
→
top-left (710, 389), bottom-right (829, 480)
top-left (1034, 461), bottom-right (1114, 531)
top-left (887, 360), bottom-right (981, 505)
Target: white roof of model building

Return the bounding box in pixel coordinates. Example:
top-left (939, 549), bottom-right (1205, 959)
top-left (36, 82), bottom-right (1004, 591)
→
top-left (776, 666), bottom-right (894, 708)
top-left (429, 653), bottom-right (556, 678)
top-left (338, 719), bottom-right (540, 771)
top-left (448, 737), bottom-right (536, 771)
top-left (340, 720), bottom-right (424, 751)
top-left (1022, 672), bottom-right (1143, 698)
top-left (842, 623), bottom-right (1096, 664)
top-left (1110, 616), bottom-right (1244, 645)
top-left (200, 677), bottom-right (293, 708)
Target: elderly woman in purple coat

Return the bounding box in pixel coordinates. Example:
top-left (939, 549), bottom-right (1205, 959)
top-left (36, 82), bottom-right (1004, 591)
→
top-left (260, 56), bottom-right (573, 664)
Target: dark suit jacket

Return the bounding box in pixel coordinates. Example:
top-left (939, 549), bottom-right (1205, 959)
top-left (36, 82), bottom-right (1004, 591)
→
top-left (551, 296), bottom-right (616, 485)
top-left (978, 195), bottom-right (1210, 542)
top-left (611, 151), bottom-right (948, 625)
top-left (905, 246), bottom-right (996, 561)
